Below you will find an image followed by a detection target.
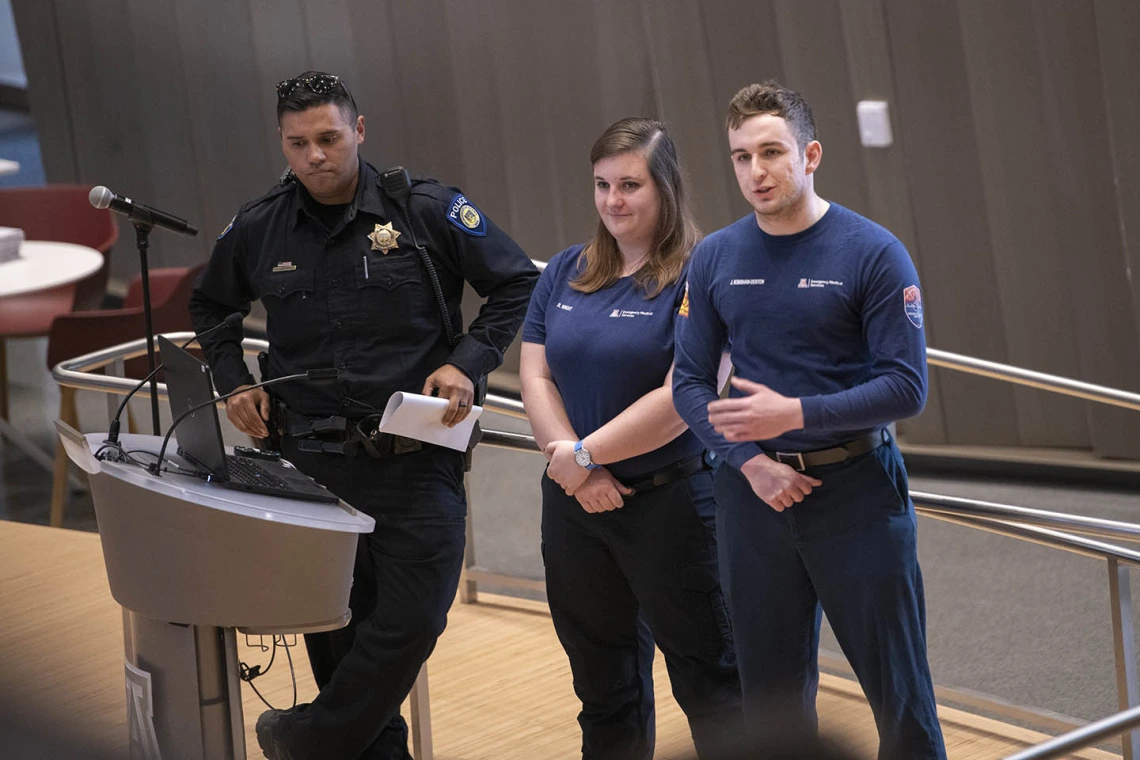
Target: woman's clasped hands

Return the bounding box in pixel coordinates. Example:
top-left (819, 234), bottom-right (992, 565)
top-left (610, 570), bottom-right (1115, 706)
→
top-left (544, 439), bottom-right (632, 513)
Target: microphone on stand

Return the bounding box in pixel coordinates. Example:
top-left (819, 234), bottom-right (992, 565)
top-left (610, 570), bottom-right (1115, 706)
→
top-left (89, 185), bottom-right (201, 434)
top-left (150, 369), bottom-right (341, 476)
top-left (88, 186), bottom-right (199, 237)
top-left (102, 313), bottom-right (245, 451)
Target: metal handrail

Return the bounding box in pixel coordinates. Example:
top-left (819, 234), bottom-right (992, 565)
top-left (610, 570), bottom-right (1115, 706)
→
top-left (1005, 704), bottom-right (1140, 759)
top-left (478, 428), bottom-right (1140, 566)
top-left (913, 492), bottom-right (1140, 544)
top-left (51, 332), bottom-right (530, 422)
top-left (927, 348), bottom-right (1140, 412)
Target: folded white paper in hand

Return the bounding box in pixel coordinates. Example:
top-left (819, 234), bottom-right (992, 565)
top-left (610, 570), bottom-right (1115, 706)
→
top-left (0, 227), bottom-right (24, 265)
top-left (378, 392), bottom-right (483, 452)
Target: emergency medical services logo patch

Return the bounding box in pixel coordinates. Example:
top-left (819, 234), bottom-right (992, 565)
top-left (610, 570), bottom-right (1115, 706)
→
top-left (446, 194), bottom-right (487, 236)
top-left (903, 285), bottom-right (923, 328)
top-left (678, 283), bottom-right (690, 318)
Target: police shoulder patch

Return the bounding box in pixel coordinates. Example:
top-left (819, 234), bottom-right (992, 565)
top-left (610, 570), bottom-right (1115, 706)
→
top-left (217, 215), bottom-right (236, 240)
top-left (678, 282), bottom-right (690, 318)
top-left (445, 193), bottom-right (487, 237)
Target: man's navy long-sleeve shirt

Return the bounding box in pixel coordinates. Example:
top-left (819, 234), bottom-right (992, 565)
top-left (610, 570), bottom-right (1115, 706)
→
top-left (672, 204), bottom-right (928, 470)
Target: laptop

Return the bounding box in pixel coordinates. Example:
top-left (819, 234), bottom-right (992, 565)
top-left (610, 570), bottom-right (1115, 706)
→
top-left (158, 335), bottom-right (339, 504)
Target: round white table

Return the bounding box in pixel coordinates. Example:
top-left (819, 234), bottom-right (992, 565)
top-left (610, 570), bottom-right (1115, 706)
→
top-left (0, 240), bottom-right (105, 298)
top-left (0, 240), bottom-right (104, 480)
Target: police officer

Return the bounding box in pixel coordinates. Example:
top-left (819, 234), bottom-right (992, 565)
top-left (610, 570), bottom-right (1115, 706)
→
top-left (189, 71), bottom-right (537, 760)
top-left (672, 82), bottom-right (947, 759)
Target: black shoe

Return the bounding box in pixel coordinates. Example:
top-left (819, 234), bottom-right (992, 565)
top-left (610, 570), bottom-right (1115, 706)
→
top-left (255, 709), bottom-right (295, 760)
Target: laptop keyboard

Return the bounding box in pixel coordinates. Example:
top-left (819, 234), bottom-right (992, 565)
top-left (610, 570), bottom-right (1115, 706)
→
top-left (225, 454), bottom-right (292, 490)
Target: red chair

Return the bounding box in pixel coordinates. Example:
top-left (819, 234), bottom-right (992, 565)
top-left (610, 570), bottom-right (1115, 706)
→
top-left (0, 185), bottom-right (119, 420)
top-left (47, 263), bottom-right (205, 527)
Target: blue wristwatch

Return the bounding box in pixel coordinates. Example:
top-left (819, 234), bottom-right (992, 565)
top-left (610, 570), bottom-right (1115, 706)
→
top-left (574, 440), bottom-right (599, 470)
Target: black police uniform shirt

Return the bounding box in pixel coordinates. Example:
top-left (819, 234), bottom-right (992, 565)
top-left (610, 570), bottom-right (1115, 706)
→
top-left (189, 158), bottom-right (538, 419)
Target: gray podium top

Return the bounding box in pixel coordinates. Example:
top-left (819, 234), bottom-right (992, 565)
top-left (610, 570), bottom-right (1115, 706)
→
top-left (61, 429), bottom-right (373, 632)
top-left (87, 433), bottom-right (374, 534)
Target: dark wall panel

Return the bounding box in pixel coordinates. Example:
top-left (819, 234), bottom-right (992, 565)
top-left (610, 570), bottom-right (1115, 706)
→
top-left (958, 0), bottom-right (1090, 447)
top-left (10, 2), bottom-right (77, 182)
top-left (173, 0), bottom-right (279, 271)
top-left (700, 0), bottom-right (785, 223)
top-left (387, 0), bottom-right (466, 184)
top-left (771, 0), bottom-right (868, 215)
top-left (884, 0), bottom-right (1020, 445)
top-left (1034, 1), bottom-right (1140, 458)
top-left (1093, 0), bottom-right (1140, 457)
top-left (839, 0), bottom-right (947, 443)
top-left (121, 0), bottom-right (210, 271)
top-left (641, 0), bottom-right (735, 234)
top-left (441, 0), bottom-right (510, 229)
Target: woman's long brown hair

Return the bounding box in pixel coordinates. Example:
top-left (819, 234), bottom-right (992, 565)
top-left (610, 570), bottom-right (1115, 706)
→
top-left (571, 117), bottom-right (700, 299)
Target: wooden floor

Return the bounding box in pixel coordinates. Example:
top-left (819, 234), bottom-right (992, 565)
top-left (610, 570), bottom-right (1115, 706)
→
top-left (0, 520), bottom-right (1119, 759)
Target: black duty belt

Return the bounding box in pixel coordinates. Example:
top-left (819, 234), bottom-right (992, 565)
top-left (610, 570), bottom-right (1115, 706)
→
top-left (764, 430), bottom-right (888, 472)
top-left (281, 408), bottom-right (422, 458)
top-left (623, 453), bottom-right (709, 493)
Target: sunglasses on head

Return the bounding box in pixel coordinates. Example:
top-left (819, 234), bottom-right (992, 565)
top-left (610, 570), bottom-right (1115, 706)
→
top-left (275, 74), bottom-right (348, 99)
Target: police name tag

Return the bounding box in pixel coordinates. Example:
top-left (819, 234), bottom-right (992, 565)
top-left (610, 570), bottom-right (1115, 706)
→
top-left (446, 194), bottom-right (487, 237)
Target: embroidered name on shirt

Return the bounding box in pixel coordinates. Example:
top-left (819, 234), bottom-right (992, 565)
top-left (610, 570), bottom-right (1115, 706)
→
top-left (609, 309), bottom-right (654, 318)
top-left (729, 278), bottom-right (766, 285)
top-left (555, 302), bottom-right (573, 312)
top-left (798, 278), bottom-right (844, 289)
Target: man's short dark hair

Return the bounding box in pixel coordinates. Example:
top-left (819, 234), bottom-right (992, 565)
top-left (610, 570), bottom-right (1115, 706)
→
top-left (275, 70), bottom-right (359, 125)
top-left (726, 80), bottom-right (817, 150)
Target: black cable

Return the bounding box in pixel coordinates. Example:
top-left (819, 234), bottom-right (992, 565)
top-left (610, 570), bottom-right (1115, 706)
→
top-left (239, 635), bottom-right (299, 711)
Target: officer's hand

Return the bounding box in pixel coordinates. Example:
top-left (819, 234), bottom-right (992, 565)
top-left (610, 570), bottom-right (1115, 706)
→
top-left (573, 468), bottom-right (633, 513)
top-left (708, 377), bottom-right (804, 442)
top-left (740, 454), bottom-right (822, 512)
top-left (422, 364), bottom-right (475, 428)
top-left (225, 385), bottom-right (270, 439)
top-left (544, 439), bottom-right (592, 494)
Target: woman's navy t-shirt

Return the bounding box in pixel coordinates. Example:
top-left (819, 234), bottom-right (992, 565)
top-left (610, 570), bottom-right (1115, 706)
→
top-left (522, 244), bottom-right (701, 481)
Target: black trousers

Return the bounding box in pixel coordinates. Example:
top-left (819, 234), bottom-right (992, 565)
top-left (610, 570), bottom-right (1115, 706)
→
top-left (541, 468), bottom-right (743, 760)
top-left (275, 437), bottom-right (468, 760)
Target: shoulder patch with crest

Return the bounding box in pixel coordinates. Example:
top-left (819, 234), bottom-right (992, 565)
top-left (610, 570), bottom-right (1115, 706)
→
top-left (446, 193), bottom-right (487, 236)
top-left (678, 282), bottom-right (690, 318)
top-left (217, 215), bottom-right (236, 240)
top-left (903, 285), bottom-right (923, 328)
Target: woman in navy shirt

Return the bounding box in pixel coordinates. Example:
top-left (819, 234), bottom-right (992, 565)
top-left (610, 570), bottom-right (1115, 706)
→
top-left (521, 118), bottom-right (741, 759)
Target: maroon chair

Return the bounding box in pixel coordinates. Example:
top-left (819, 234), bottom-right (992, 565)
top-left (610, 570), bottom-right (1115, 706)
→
top-left (0, 185), bottom-right (119, 420)
top-left (47, 263), bottom-right (205, 527)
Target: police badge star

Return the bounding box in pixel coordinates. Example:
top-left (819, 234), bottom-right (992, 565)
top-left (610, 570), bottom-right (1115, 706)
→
top-left (368, 222), bottom-right (401, 254)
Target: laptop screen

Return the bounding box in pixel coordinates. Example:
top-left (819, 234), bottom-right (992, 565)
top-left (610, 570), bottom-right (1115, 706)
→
top-left (158, 335), bottom-right (228, 478)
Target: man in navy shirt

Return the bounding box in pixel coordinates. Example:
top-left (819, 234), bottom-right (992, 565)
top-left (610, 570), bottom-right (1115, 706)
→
top-left (673, 81), bottom-right (946, 758)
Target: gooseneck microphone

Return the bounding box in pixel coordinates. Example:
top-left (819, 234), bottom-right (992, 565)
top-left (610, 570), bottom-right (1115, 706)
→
top-left (151, 369), bottom-right (341, 476)
top-left (102, 313), bottom-right (245, 450)
top-left (89, 186), bottom-right (200, 237)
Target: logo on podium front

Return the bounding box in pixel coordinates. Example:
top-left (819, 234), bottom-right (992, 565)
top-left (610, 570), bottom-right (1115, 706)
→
top-left (126, 661), bottom-right (162, 759)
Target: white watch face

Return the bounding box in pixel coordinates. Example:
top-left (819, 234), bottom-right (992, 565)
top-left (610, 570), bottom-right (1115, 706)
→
top-left (575, 446), bottom-right (592, 468)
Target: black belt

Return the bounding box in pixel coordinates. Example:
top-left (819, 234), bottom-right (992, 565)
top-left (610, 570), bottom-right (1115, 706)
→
top-left (281, 409), bottom-right (422, 458)
top-left (623, 453), bottom-right (709, 493)
top-left (764, 430), bottom-right (888, 472)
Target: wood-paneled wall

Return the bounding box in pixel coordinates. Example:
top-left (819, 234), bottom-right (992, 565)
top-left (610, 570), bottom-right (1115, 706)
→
top-left (12, 0), bottom-right (1140, 456)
